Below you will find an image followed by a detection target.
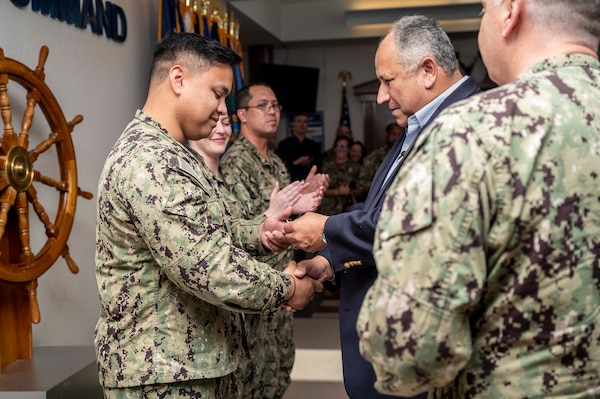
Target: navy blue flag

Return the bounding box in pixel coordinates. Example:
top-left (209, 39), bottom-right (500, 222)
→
top-left (159, 0), bottom-right (177, 39)
top-left (339, 85), bottom-right (351, 129)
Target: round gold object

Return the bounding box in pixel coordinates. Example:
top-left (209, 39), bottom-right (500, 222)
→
top-left (6, 146), bottom-right (34, 192)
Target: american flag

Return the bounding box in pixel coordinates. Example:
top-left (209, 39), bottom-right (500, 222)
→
top-left (339, 84), bottom-right (351, 129)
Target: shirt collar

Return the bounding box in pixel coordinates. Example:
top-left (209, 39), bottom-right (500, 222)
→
top-left (407, 75), bottom-right (470, 138)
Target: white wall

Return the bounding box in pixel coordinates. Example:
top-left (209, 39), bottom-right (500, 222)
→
top-left (0, 1), bottom-right (157, 346)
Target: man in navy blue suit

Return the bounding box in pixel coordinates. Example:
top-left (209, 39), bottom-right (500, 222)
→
top-left (281, 15), bottom-right (482, 399)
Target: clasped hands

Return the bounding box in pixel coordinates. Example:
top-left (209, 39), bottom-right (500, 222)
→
top-left (281, 255), bottom-right (333, 311)
top-left (275, 211), bottom-right (333, 312)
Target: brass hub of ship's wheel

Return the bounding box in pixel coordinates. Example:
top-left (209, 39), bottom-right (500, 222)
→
top-left (6, 146), bottom-right (34, 192)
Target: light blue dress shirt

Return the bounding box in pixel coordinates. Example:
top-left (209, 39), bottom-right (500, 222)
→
top-left (382, 75), bottom-right (469, 186)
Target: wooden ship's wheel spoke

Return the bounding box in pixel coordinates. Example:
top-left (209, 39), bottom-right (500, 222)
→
top-left (15, 191), bottom-right (33, 264)
top-left (33, 169), bottom-right (68, 192)
top-left (18, 89), bottom-right (41, 150)
top-left (0, 46), bottom-right (92, 367)
top-left (29, 131), bottom-right (59, 162)
top-left (0, 175), bottom-right (10, 195)
top-left (0, 69), bottom-right (18, 151)
top-left (27, 185), bottom-right (57, 239)
top-left (25, 279), bottom-right (40, 324)
top-left (0, 187), bottom-right (17, 244)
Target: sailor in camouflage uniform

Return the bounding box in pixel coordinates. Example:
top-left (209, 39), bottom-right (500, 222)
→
top-left (189, 114), bottom-right (322, 398)
top-left (358, 1), bottom-right (600, 397)
top-left (318, 136), bottom-right (361, 215)
top-left (95, 33), bottom-right (321, 399)
top-left (220, 82), bottom-right (327, 398)
top-left (356, 123), bottom-right (404, 196)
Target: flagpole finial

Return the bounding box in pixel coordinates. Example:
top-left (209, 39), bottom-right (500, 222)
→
top-left (338, 70), bottom-right (352, 89)
top-left (201, 0), bottom-right (210, 15)
top-left (212, 8), bottom-right (222, 25)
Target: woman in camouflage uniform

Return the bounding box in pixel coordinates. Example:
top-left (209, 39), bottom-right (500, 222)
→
top-left (189, 115), bottom-right (321, 398)
top-left (318, 136), bottom-right (361, 215)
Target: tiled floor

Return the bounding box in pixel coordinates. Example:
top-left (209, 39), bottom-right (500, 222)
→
top-left (283, 298), bottom-right (350, 399)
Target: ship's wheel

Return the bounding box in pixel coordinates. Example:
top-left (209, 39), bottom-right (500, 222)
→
top-left (0, 46), bottom-right (92, 324)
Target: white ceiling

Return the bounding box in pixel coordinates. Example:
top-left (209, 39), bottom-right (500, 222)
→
top-left (226, 0), bottom-right (482, 47)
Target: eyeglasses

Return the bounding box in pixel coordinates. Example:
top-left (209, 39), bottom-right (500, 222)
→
top-left (336, 144), bottom-right (348, 149)
top-left (242, 103), bottom-right (283, 112)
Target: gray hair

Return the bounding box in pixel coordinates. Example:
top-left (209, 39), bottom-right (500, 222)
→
top-left (386, 15), bottom-right (459, 75)
top-left (526, 0), bottom-right (600, 50)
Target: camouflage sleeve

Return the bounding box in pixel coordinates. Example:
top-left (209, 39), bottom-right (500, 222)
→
top-left (230, 214), bottom-right (267, 256)
top-left (221, 151), bottom-right (272, 217)
top-left (357, 114), bottom-right (491, 395)
top-left (124, 151), bottom-right (290, 315)
top-left (221, 172), bottom-right (268, 256)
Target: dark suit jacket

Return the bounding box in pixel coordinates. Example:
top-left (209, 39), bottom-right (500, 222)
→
top-left (320, 76), bottom-right (481, 399)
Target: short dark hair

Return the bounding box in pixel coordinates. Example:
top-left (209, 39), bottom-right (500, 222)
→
top-left (149, 32), bottom-right (241, 85)
top-left (351, 140), bottom-right (367, 160)
top-left (292, 112), bottom-right (308, 121)
top-left (235, 82), bottom-right (273, 109)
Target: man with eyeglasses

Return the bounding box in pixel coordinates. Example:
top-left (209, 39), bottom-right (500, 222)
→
top-left (276, 112), bottom-right (323, 182)
top-left (220, 82), bottom-right (327, 399)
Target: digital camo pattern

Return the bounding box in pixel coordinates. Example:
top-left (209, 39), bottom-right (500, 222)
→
top-left (234, 306), bottom-right (294, 399)
top-left (95, 110), bottom-right (292, 391)
top-left (207, 167), bottom-right (267, 256)
top-left (358, 54), bottom-right (600, 398)
top-left (103, 378), bottom-right (227, 399)
top-left (214, 168), bottom-right (294, 399)
top-left (220, 135), bottom-right (295, 398)
top-left (357, 146), bottom-right (390, 193)
top-left (220, 135), bottom-right (291, 226)
top-left (318, 159), bottom-right (360, 215)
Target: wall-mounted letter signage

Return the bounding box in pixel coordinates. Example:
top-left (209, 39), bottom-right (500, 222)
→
top-left (11, 0), bottom-right (127, 43)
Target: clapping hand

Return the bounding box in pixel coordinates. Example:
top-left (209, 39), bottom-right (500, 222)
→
top-left (293, 166), bottom-right (329, 214)
top-left (265, 181), bottom-right (304, 218)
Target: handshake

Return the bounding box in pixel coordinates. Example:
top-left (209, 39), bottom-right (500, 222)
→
top-left (280, 255), bottom-right (334, 312)
top-left (252, 166), bottom-right (333, 312)
top-left (263, 210), bottom-right (334, 312)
